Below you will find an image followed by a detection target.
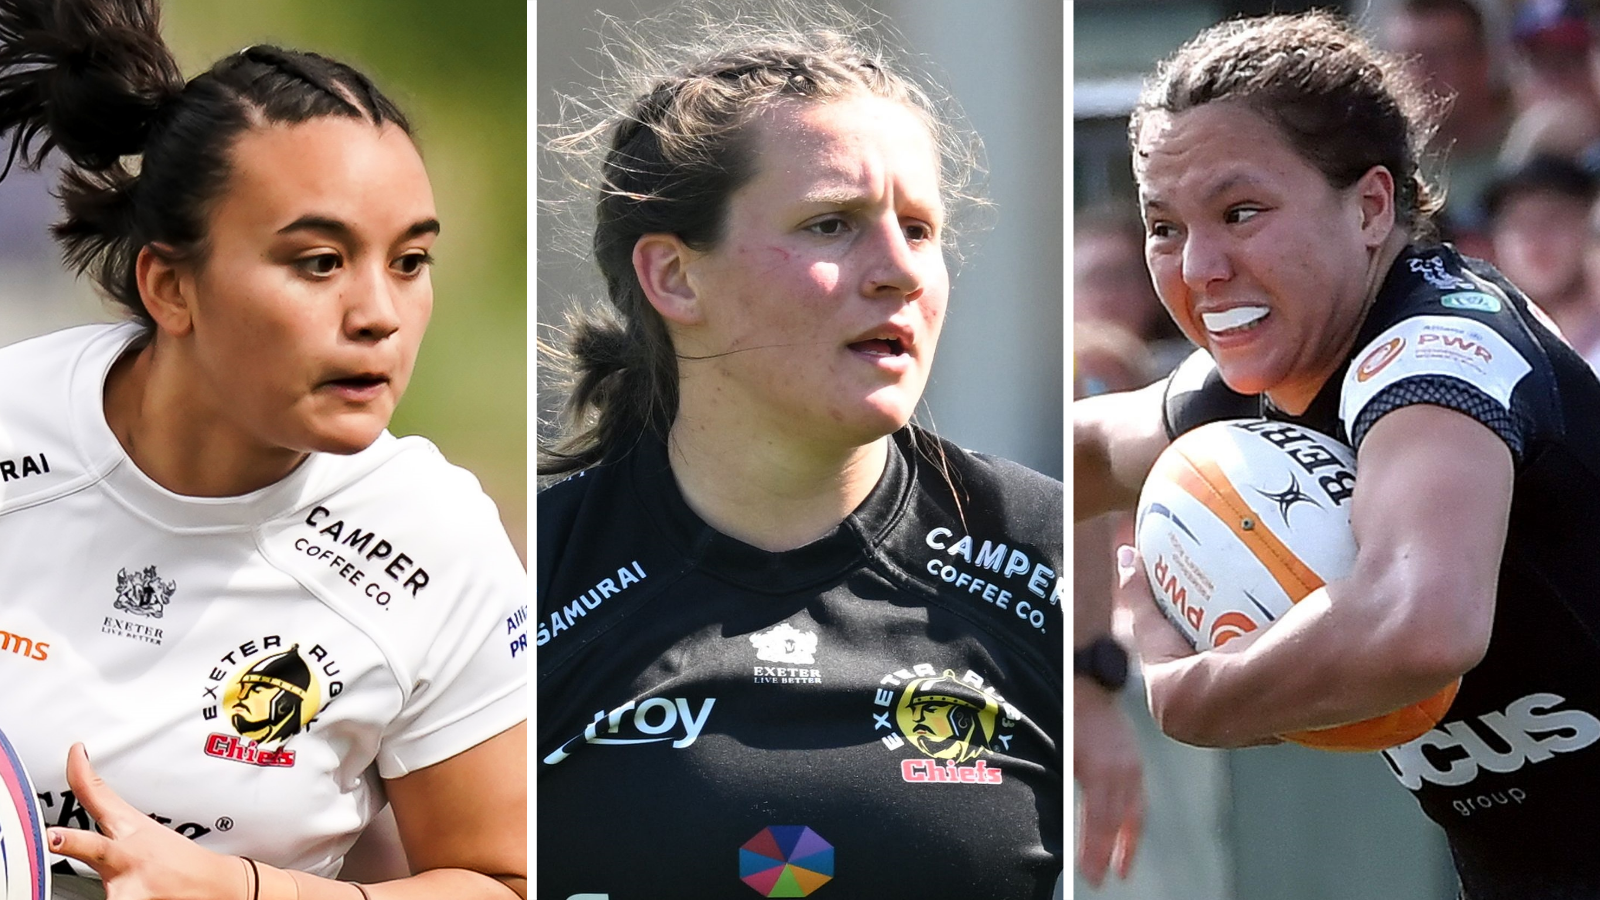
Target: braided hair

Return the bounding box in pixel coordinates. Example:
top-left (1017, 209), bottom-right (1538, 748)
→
top-left (0, 0), bottom-right (411, 324)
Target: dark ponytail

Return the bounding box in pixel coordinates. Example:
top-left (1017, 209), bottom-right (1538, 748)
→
top-left (0, 0), bottom-right (181, 177)
top-left (0, 0), bottom-right (411, 324)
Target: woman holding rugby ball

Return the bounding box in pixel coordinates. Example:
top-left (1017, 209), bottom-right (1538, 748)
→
top-left (536, 9), bottom-right (1066, 898)
top-left (0, 0), bottom-right (525, 896)
top-left (1077, 11), bottom-right (1600, 898)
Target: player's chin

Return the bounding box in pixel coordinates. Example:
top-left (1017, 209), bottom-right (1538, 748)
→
top-left (851, 390), bottom-right (922, 440)
top-left (1210, 355), bottom-right (1281, 398)
top-left (300, 411), bottom-right (392, 456)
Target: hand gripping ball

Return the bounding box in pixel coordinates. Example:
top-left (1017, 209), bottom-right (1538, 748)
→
top-left (1134, 418), bottom-right (1457, 752)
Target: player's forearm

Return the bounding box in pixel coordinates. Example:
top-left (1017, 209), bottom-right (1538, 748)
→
top-left (1145, 578), bottom-right (1474, 747)
top-left (262, 864), bottom-right (526, 900)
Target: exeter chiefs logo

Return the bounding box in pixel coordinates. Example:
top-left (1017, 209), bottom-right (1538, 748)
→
top-left (200, 636), bottom-right (343, 768)
top-left (113, 566), bottom-right (175, 618)
top-left (226, 645), bottom-right (321, 744)
top-left (871, 663), bottom-right (1019, 784)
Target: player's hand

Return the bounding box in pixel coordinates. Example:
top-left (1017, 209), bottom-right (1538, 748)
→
top-left (1073, 677), bottom-right (1143, 887)
top-left (1114, 545), bottom-right (1198, 668)
top-left (48, 742), bottom-right (245, 900)
top-left (1116, 546), bottom-right (1283, 747)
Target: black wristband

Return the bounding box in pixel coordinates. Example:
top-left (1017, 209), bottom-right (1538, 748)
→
top-left (1074, 634), bottom-right (1129, 692)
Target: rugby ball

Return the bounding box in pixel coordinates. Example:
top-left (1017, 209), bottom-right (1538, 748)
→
top-left (0, 727), bottom-right (48, 900)
top-left (1134, 418), bottom-right (1457, 752)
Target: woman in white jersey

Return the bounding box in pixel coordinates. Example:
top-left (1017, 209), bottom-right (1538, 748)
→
top-left (0, 0), bottom-right (526, 897)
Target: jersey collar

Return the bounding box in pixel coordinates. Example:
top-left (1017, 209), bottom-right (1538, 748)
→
top-left (626, 429), bottom-right (916, 592)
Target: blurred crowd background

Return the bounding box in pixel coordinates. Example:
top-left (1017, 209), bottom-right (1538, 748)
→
top-left (1075, 0), bottom-right (1600, 896)
top-left (536, 1), bottom-right (1064, 480)
top-left (0, 0), bottom-right (527, 557)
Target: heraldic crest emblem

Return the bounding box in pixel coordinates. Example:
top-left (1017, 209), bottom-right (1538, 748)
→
top-left (114, 565), bottom-right (176, 619)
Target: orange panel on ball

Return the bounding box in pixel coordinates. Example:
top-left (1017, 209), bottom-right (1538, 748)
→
top-left (1283, 679), bottom-right (1460, 752)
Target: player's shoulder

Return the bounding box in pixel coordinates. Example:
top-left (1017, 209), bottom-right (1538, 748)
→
top-left (1340, 245), bottom-right (1549, 426)
top-left (0, 323), bottom-right (142, 507)
top-left (260, 434), bottom-right (522, 619)
top-left (308, 435), bottom-right (508, 542)
top-left (1374, 245), bottom-right (1533, 327)
top-left (881, 429), bottom-right (1063, 666)
top-left (0, 322), bottom-right (129, 418)
top-left (535, 451), bottom-right (635, 575)
top-left (535, 458), bottom-right (608, 534)
top-left (906, 429), bottom-right (1062, 538)
top-left (533, 446), bottom-right (677, 649)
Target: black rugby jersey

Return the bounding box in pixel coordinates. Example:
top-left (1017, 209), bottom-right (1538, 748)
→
top-left (536, 428), bottom-right (1063, 899)
top-left (1164, 244), bottom-right (1600, 899)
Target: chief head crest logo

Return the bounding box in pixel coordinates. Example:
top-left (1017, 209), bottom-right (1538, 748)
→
top-left (113, 566), bottom-right (175, 619)
top-left (895, 669), bottom-right (1002, 764)
top-left (201, 636), bottom-right (344, 769)
top-left (224, 644), bottom-right (322, 745)
top-left (871, 663), bottom-right (1018, 784)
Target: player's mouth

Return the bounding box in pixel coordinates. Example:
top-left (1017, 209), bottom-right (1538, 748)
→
top-left (1201, 306), bottom-right (1269, 338)
top-left (847, 324), bottom-right (916, 368)
top-left (320, 372), bottom-right (391, 402)
top-left (848, 336), bottom-right (906, 357)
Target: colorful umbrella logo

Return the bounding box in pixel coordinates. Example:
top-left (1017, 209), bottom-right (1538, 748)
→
top-left (739, 825), bottom-right (834, 897)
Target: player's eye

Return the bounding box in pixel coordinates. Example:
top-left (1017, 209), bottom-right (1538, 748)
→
top-left (296, 253), bottom-right (342, 278)
top-left (393, 251), bottom-right (435, 277)
top-left (1224, 205), bottom-right (1263, 225)
top-left (805, 216), bottom-right (851, 236)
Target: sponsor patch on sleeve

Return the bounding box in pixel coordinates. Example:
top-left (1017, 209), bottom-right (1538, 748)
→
top-left (1340, 315), bottom-right (1531, 426)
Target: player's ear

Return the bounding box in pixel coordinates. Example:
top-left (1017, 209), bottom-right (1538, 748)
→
top-left (1352, 164), bottom-right (1396, 247)
top-left (136, 244), bottom-right (197, 337)
top-left (634, 233), bottom-right (704, 326)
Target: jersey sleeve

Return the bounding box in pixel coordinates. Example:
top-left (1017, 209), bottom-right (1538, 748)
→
top-left (375, 487), bottom-right (527, 778)
top-left (1162, 347), bottom-right (1257, 438)
top-left (1337, 315), bottom-right (1537, 461)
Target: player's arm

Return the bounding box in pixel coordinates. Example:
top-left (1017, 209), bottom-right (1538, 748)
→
top-left (1073, 379), bottom-right (1171, 521)
top-left (1129, 403), bottom-right (1507, 747)
top-left (383, 720), bottom-right (528, 899)
top-left (1073, 511), bottom-right (1143, 886)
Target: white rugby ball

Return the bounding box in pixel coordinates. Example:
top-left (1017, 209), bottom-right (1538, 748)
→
top-left (1135, 418), bottom-right (1357, 652)
top-left (1134, 418), bottom-right (1461, 752)
top-left (0, 726), bottom-right (49, 900)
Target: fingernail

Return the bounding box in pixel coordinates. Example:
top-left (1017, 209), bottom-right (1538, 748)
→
top-left (48, 829), bottom-right (62, 849)
top-left (1116, 545), bottom-right (1135, 570)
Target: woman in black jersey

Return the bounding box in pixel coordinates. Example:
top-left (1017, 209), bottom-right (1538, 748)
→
top-left (537, 8), bottom-right (1070, 899)
top-left (0, 0), bottom-right (526, 897)
top-left (1078, 11), bottom-right (1600, 899)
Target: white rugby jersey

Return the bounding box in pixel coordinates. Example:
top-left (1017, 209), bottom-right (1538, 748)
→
top-left (0, 323), bottom-right (527, 883)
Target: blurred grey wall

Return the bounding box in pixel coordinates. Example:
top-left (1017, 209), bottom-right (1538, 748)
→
top-left (535, 0), bottom-right (1064, 478)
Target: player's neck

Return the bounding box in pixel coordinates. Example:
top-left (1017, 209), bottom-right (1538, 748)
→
top-left (665, 413), bottom-right (890, 553)
top-left (103, 340), bottom-right (307, 498)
